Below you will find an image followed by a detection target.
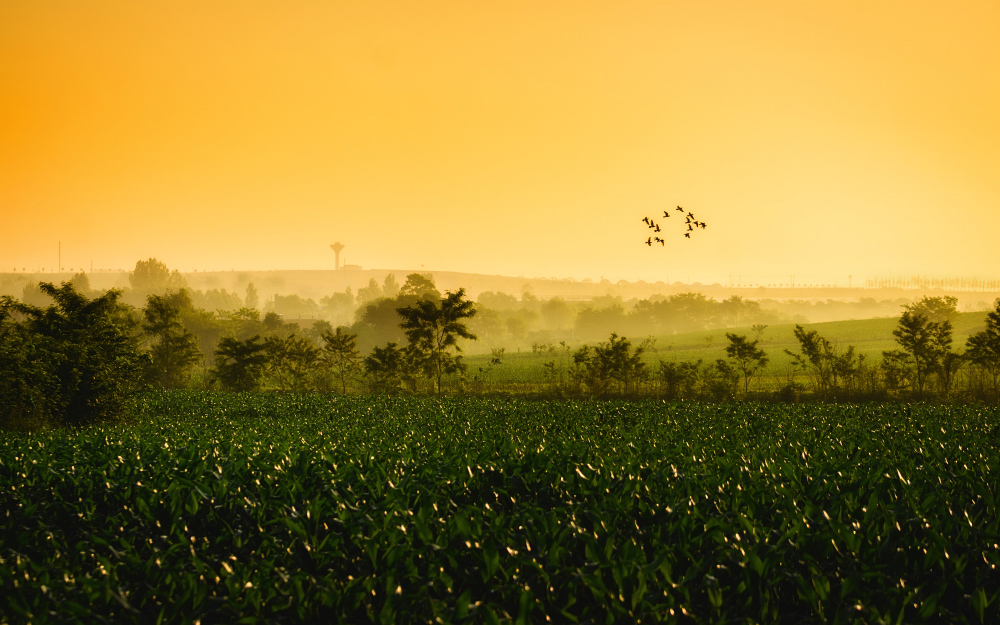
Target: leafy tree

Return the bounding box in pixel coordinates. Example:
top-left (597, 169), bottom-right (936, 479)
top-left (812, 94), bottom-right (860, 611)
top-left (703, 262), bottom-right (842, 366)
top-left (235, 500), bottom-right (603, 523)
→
top-left (3, 282), bottom-right (144, 426)
top-left (477, 291), bottom-right (519, 311)
top-left (880, 349), bottom-right (914, 392)
top-left (142, 292), bottom-right (201, 389)
top-left (191, 288), bottom-right (243, 312)
top-left (244, 282), bottom-right (260, 310)
top-left (0, 297), bottom-right (63, 429)
top-left (724, 332), bottom-right (768, 394)
top-left (271, 294), bottom-right (319, 319)
top-left (382, 274), bottom-right (400, 298)
top-left (263, 311), bottom-right (286, 334)
top-left (397, 289), bottom-right (477, 393)
top-left (213, 335), bottom-right (269, 392)
top-left (572, 333), bottom-right (647, 396)
top-left (907, 295), bottom-right (959, 324)
top-left (265, 334), bottom-right (320, 392)
top-left (320, 290), bottom-right (355, 327)
top-left (398, 273), bottom-right (440, 300)
top-left (355, 296), bottom-right (409, 348)
top-left (356, 278), bottom-right (384, 305)
top-left (129, 258), bottom-right (186, 298)
top-left (705, 359), bottom-right (740, 401)
top-left (966, 299), bottom-right (1000, 399)
top-left (575, 304), bottom-right (628, 343)
top-left (505, 316), bottom-right (529, 343)
top-left (783, 325), bottom-right (863, 395)
top-left (540, 297), bottom-right (574, 332)
top-left (70, 272), bottom-right (94, 297)
top-left (218, 308), bottom-right (264, 341)
top-left (892, 309), bottom-right (953, 396)
top-left (658, 360), bottom-right (701, 400)
top-left (363, 342), bottom-right (419, 394)
top-left (322, 327), bottom-right (362, 394)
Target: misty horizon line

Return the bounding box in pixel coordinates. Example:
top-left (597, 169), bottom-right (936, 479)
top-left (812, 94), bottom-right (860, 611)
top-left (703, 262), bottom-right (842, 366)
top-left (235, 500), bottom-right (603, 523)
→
top-left (4, 264), bottom-right (1000, 292)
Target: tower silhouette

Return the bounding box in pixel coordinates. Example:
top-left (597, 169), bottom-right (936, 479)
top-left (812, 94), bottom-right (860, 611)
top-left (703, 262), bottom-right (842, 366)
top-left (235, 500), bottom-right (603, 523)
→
top-left (330, 242), bottom-right (345, 270)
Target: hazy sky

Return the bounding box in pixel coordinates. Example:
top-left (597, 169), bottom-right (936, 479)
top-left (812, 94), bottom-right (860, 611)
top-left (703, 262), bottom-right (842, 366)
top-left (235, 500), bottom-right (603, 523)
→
top-left (2, 1), bottom-right (998, 285)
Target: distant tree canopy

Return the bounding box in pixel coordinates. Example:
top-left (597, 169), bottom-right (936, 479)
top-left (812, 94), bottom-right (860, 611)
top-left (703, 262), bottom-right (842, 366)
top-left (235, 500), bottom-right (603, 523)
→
top-left (398, 273), bottom-right (440, 300)
top-left (129, 258), bottom-right (187, 298)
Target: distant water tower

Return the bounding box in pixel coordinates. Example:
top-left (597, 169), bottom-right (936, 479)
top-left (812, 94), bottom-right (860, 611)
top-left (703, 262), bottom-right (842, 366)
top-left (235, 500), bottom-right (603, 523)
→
top-left (330, 242), bottom-right (345, 270)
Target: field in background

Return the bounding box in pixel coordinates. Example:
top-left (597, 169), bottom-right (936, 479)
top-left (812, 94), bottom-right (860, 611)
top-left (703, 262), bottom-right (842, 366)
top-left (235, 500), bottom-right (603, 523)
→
top-left (464, 311), bottom-right (991, 391)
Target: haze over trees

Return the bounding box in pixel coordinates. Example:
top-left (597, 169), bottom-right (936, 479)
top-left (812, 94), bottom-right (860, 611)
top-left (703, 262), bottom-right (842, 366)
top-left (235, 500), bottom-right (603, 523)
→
top-left (4, 257), bottom-right (1000, 429)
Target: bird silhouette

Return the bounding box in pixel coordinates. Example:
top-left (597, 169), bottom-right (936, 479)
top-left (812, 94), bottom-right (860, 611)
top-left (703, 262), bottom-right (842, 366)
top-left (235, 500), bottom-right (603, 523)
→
top-left (641, 205), bottom-right (709, 246)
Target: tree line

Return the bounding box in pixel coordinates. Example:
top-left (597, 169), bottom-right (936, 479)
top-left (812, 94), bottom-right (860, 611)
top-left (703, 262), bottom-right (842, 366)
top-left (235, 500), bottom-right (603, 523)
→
top-left (0, 272), bottom-right (479, 429)
top-left (3, 263), bottom-right (1000, 429)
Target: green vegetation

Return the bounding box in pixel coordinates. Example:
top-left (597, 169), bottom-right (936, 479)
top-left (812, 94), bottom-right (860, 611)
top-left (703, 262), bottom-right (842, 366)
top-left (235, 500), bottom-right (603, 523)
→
top-left (2, 394), bottom-right (999, 623)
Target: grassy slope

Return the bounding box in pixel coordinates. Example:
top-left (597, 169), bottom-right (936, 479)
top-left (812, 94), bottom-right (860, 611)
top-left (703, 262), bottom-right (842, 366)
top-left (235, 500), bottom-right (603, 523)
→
top-left (463, 311), bottom-right (990, 386)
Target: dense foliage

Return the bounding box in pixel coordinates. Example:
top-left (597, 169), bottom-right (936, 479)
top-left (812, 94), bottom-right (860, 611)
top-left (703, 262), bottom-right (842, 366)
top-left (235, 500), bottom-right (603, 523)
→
top-left (2, 395), bottom-right (999, 623)
top-left (0, 284), bottom-right (144, 429)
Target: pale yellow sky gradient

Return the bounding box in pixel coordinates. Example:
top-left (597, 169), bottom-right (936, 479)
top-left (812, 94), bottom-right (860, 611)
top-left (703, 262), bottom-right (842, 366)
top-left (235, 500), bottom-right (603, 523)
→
top-left (2, 1), bottom-right (998, 285)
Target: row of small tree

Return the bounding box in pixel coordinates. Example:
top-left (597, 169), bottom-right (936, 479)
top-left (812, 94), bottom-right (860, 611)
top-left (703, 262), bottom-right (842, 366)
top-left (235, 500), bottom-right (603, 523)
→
top-left (546, 296), bottom-right (1000, 402)
top-left (206, 290), bottom-right (477, 395)
top-left (4, 282), bottom-right (1000, 430)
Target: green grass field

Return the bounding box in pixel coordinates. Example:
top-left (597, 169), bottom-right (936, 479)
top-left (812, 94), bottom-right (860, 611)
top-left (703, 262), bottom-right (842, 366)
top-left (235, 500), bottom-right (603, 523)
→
top-left (465, 311), bottom-right (990, 390)
top-left (2, 393), bottom-right (999, 623)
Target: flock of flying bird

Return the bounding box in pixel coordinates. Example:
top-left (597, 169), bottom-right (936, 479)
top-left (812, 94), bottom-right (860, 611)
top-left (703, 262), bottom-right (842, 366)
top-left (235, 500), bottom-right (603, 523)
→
top-left (642, 206), bottom-right (707, 246)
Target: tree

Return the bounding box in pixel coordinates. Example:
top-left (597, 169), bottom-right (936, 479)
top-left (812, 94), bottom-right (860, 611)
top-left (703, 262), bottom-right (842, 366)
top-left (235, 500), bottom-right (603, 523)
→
top-left (907, 296), bottom-right (959, 325)
top-left (320, 290), bottom-right (355, 327)
top-left (264, 334), bottom-right (320, 392)
top-left (3, 282), bottom-right (144, 426)
top-left (356, 278), bottom-right (384, 305)
top-left (572, 333), bottom-right (647, 396)
top-left (540, 297), bottom-right (574, 332)
top-left (880, 349), bottom-right (913, 392)
top-left (143, 292), bottom-right (201, 389)
top-left (724, 332), bottom-right (768, 394)
top-left (382, 274), bottom-right (400, 299)
top-left (892, 309), bottom-right (953, 396)
top-left (129, 258), bottom-right (186, 298)
top-left (592, 333), bottom-right (647, 395)
top-left (322, 327), bottom-right (361, 394)
top-left (397, 289), bottom-right (477, 393)
top-left (363, 342), bottom-right (420, 394)
top-left (213, 335), bottom-right (269, 392)
top-left (0, 296), bottom-right (63, 429)
top-left (966, 299), bottom-right (1000, 399)
top-left (658, 360), bottom-right (701, 400)
top-left (398, 273), bottom-right (440, 300)
top-left (785, 325), bottom-right (833, 394)
top-left (244, 282), bottom-right (260, 310)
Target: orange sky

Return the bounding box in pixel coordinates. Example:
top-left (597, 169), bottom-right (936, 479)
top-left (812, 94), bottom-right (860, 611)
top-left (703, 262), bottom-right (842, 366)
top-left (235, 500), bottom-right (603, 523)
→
top-left (2, 1), bottom-right (999, 285)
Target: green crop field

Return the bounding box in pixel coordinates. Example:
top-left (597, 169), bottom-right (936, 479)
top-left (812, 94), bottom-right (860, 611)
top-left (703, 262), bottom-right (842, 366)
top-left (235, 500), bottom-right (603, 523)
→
top-left (2, 393), bottom-right (999, 623)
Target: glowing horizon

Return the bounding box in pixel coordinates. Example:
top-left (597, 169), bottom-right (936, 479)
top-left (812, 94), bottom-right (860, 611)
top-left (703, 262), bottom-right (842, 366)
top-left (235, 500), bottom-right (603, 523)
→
top-left (3, 2), bottom-right (999, 286)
